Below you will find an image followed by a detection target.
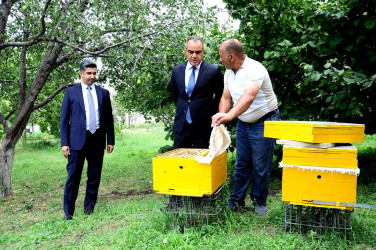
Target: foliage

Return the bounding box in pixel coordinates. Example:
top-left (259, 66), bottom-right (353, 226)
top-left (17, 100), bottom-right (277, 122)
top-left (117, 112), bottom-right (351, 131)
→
top-left (104, 3), bottom-right (235, 149)
top-left (354, 134), bottom-right (376, 161)
top-left (223, 0), bottom-right (376, 134)
top-left (1, 126), bottom-right (375, 248)
top-left (353, 134), bottom-right (376, 184)
top-left (0, 0), bottom-right (231, 196)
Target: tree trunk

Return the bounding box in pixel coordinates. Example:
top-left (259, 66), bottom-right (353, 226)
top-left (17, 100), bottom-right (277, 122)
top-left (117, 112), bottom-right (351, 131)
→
top-left (0, 138), bottom-right (15, 198)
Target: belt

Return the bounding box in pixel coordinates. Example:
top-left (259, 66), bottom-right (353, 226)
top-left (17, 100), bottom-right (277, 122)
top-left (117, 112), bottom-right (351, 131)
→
top-left (255, 109), bottom-right (277, 123)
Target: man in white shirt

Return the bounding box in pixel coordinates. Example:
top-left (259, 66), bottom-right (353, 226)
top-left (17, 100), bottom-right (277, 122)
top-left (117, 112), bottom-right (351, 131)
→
top-left (212, 39), bottom-right (279, 214)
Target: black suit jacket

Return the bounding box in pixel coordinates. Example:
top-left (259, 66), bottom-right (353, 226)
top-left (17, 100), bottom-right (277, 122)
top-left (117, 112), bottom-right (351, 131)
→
top-left (60, 83), bottom-right (115, 150)
top-left (171, 60), bottom-right (224, 136)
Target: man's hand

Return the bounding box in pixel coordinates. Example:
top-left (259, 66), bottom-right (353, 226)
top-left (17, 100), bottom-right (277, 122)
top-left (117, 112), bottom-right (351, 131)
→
top-left (211, 112), bottom-right (233, 127)
top-left (62, 146), bottom-right (70, 159)
top-left (107, 145), bottom-right (114, 154)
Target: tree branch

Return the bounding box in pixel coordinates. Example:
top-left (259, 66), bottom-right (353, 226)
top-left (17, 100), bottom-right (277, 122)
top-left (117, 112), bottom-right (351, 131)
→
top-left (5, 109), bottom-right (16, 120)
top-left (47, 18), bottom-right (187, 56)
top-left (33, 0), bottom-right (51, 41)
top-left (18, 20), bottom-right (29, 108)
top-left (0, 112), bottom-right (9, 132)
top-left (0, 0), bottom-right (19, 45)
top-left (32, 83), bottom-right (77, 111)
top-left (0, 0), bottom-right (51, 50)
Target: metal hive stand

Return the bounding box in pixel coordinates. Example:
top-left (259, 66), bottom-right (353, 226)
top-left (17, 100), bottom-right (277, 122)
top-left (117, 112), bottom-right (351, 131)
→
top-left (284, 204), bottom-right (353, 233)
top-left (162, 186), bottom-right (225, 227)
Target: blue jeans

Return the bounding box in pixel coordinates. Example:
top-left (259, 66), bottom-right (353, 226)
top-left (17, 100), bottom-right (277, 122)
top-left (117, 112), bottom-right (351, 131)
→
top-left (229, 109), bottom-right (279, 207)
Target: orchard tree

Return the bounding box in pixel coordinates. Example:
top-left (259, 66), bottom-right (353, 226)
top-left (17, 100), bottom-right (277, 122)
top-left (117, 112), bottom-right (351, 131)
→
top-left (223, 0), bottom-right (376, 134)
top-left (0, 0), bottom-right (220, 197)
top-left (105, 5), bottom-right (234, 151)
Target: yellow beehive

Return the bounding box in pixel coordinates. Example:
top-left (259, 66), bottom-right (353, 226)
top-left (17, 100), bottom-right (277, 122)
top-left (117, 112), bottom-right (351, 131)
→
top-left (281, 166), bottom-right (358, 210)
top-left (282, 145), bottom-right (358, 169)
top-left (264, 121), bottom-right (365, 143)
top-left (152, 148), bottom-right (227, 197)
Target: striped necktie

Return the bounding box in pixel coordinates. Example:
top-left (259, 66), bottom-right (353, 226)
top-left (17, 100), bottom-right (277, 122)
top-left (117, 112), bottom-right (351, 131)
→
top-left (87, 86), bottom-right (96, 134)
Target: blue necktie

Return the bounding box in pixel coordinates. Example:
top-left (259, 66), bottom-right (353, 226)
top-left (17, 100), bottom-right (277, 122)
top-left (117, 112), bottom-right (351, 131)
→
top-left (87, 86), bottom-right (96, 134)
top-left (186, 66), bottom-right (196, 123)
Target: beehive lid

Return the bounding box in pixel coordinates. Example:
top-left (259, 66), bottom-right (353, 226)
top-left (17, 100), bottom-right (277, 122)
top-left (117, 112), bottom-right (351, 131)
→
top-left (265, 121), bottom-right (365, 143)
top-left (155, 148), bottom-right (209, 159)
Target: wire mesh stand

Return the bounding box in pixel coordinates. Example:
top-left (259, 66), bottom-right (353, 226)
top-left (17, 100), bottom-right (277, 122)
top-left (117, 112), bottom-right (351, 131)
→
top-left (284, 204), bottom-right (353, 233)
top-left (162, 186), bottom-right (225, 229)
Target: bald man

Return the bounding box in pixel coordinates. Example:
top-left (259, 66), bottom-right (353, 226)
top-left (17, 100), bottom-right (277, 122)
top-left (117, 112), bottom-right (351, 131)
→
top-left (212, 39), bottom-right (280, 215)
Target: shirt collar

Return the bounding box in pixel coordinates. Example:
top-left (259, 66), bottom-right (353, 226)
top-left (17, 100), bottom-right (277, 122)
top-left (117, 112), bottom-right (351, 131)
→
top-left (239, 55), bottom-right (249, 70)
top-left (186, 61), bottom-right (202, 71)
top-left (81, 82), bottom-right (95, 89)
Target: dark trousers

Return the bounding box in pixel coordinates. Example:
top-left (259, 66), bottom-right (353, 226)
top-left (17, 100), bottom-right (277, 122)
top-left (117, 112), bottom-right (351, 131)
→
top-left (63, 131), bottom-right (104, 216)
top-left (173, 121), bottom-right (210, 149)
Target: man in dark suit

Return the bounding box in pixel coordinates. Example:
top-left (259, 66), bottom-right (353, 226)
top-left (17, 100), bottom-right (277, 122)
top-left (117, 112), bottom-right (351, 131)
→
top-left (167, 37), bottom-right (224, 209)
top-left (171, 36), bottom-right (224, 149)
top-left (60, 60), bottom-right (115, 221)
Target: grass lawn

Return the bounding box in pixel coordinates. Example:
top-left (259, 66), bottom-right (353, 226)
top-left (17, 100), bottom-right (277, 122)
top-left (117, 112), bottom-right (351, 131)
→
top-left (1, 123), bottom-right (375, 249)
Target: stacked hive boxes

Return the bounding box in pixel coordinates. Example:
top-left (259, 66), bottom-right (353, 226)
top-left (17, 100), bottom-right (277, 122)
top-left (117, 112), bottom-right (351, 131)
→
top-left (152, 148), bottom-right (227, 197)
top-left (264, 121), bottom-right (365, 210)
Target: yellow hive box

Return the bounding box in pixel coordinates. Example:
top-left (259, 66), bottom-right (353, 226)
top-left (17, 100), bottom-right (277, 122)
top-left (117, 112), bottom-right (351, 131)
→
top-left (264, 121), bottom-right (365, 143)
top-left (282, 145), bottom-right (358, 169)
top-left (282, 166), bottom-right (357, 209)
top-left (152, 148), bottom-right (227, 197)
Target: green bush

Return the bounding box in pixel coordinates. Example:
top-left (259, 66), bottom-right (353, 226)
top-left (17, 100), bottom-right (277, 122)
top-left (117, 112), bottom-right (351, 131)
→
top-left (354, 134), bottom-right (376, 162)
top-left (354, 134), bottom-right (376, 184)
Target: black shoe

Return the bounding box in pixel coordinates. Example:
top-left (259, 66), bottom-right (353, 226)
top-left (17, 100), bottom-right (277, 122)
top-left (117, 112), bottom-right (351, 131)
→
top-left (228, 203), bottom-right (245, 212)
top-left (84, 208), bottom-right (94, 215)
top-left (63, 215), bottom-right (73, 221)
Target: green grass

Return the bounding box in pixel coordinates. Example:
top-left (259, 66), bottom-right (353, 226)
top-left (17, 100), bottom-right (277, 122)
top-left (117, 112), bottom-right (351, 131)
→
top-left (1, 124), bottom-right (376, 249)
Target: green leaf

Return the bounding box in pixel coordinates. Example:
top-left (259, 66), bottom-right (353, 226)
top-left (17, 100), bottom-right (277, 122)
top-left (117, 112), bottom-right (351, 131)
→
top-left (364, 19), bottom-right (376, 29)
top-left (303, 64), bottom-right (313, 72)
top-left (311, 72), bottom-right (321, 81)
top-left (345, 44), bottom-right (353, 51)
top-left (307, 41), bottom-right (316, 48)
top-left (343, 77), bottom-right (356, 84)
top-left (329, 37), bottom-right (343, 48)
top-left (264, 51), bottom-right (270, 59)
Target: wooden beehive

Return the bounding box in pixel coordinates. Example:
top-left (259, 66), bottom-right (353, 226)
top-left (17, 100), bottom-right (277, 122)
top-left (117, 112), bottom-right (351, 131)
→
top-left (281, 166), bottom-right (358, 210)
top-left (152, 148), bottom-right (227, 197)
top-left (264, 121), bottom-right (365, 143)
top-left (264, 121), bottom-right (363, 210)
top-left (282, 145), bottom-right (358, 169)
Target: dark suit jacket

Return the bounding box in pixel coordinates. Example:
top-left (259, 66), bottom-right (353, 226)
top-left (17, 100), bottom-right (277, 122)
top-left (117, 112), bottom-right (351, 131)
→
top-left (171, 60), bottom-right (224, 136)
top-left (60, 83), bottom-right (115, 150)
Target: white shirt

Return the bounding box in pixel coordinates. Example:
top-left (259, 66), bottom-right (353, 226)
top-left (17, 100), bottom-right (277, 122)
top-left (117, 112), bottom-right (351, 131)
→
top-left (224, 56), bottom-right (278, 123)
top-left (184, 61), bottom-right (202, 93)
top-left (81, 83), bottom-right (100, 130)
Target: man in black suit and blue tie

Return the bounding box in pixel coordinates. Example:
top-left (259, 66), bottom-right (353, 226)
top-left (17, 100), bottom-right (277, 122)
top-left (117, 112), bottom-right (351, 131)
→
top-left (171, 36), bottom-right (224, 149)
top-left (167, 37), bottom-right (224, 208)
top-left (60, 60), bottom-right (115, 220)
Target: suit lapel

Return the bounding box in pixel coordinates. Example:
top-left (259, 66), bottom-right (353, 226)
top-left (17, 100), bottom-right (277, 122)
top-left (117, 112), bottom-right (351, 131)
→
top-left (192, 60), bottom-right (207, 95)
top-left (75, 84), bottom-right (85, 113)
top-left (178, 62), bottom-right (188, 97)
